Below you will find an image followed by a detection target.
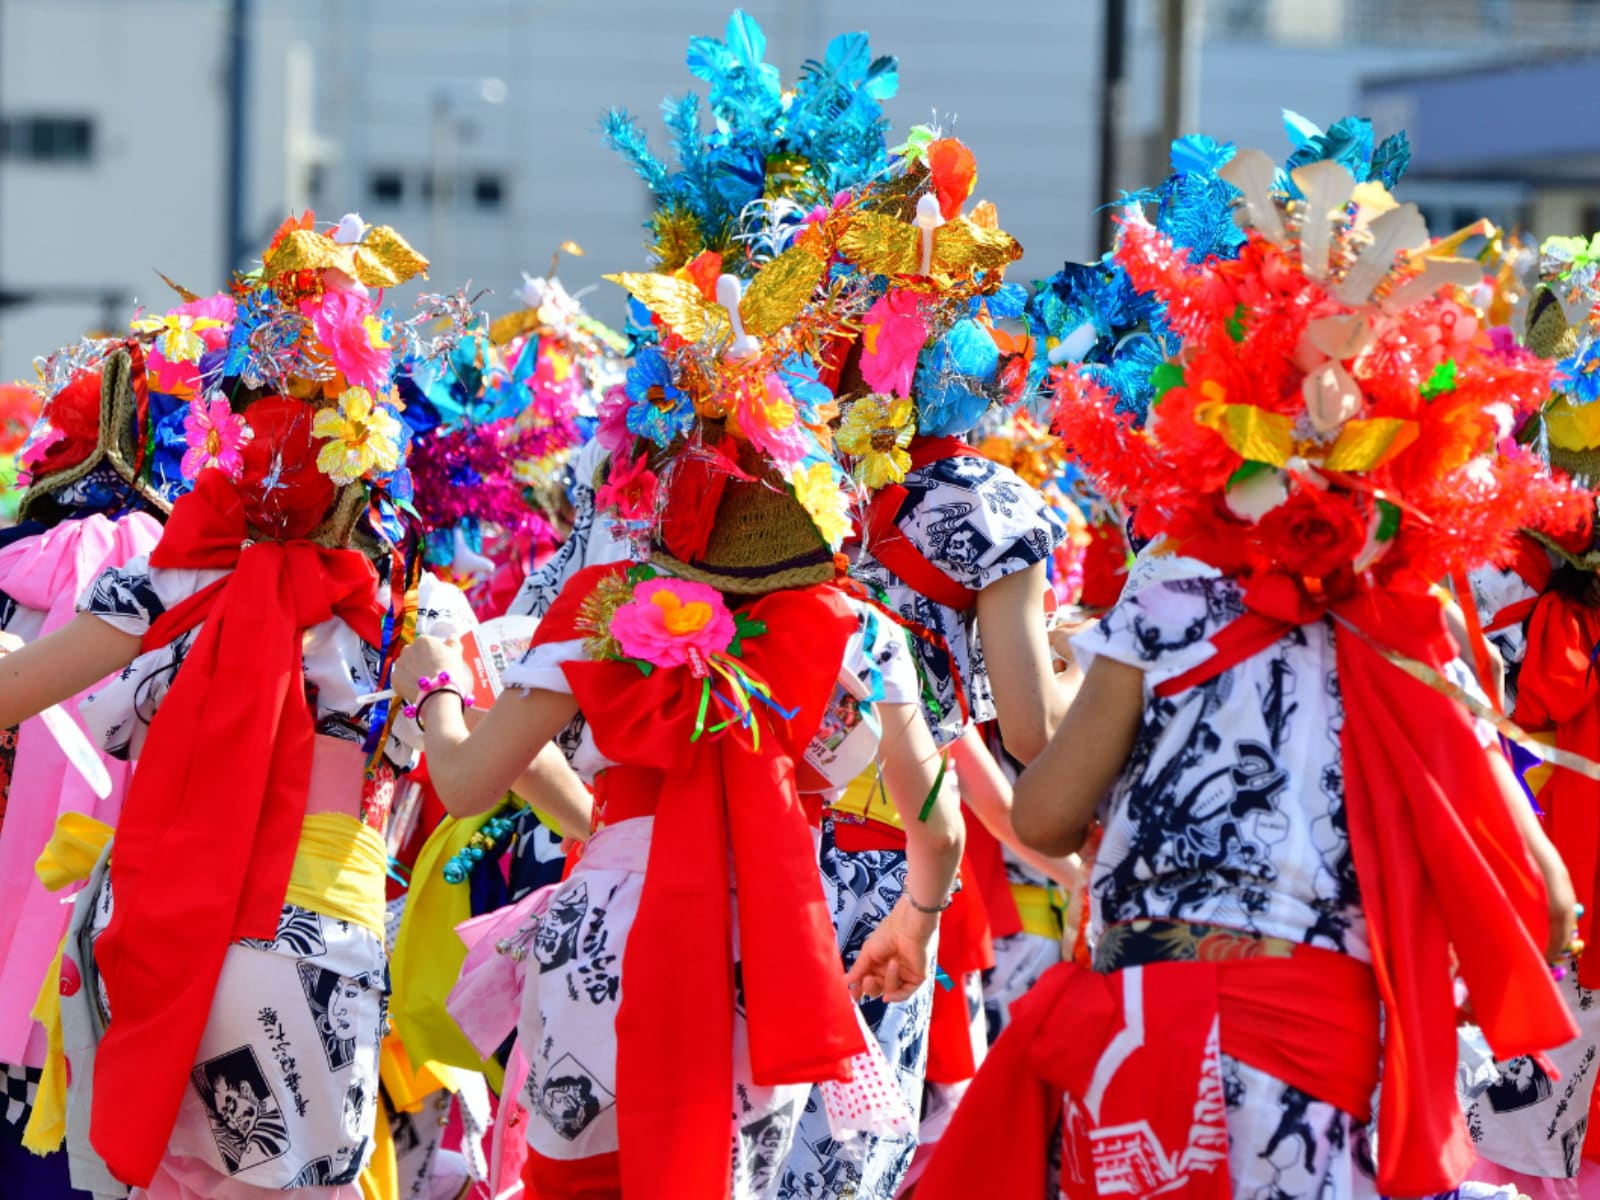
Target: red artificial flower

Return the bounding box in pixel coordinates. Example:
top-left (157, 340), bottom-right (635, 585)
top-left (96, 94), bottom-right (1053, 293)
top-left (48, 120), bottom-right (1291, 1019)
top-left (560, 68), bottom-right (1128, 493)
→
top-left (24, 370), bottom-right (102, 477)
top-left (239, 395), bottom-right (336, 539)
top-left (680, 250), bottom-right (724, 304)
top-left (596, 448), bottom-right (659, 522)
top-left (1255, 488), bottom-right (1368, 582)
top-left (1079, 519), bottom-right (1131, 610)
top-left (927, 139), bottom-right (976, 221)
top-left (0, 384), bottom-right (38, 455)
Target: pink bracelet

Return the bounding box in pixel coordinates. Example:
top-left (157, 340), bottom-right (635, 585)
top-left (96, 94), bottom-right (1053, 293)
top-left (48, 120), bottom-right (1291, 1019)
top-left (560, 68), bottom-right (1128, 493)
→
top-left (403, 670), bottom-right (477, 719)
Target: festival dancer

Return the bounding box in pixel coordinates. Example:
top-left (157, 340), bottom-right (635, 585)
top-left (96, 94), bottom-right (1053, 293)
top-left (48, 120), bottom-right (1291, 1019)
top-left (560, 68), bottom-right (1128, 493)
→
top-left (0, 214), bottom-right (565, 1198)
top-left (0, 341), bottom-right (184, 1200)
top-left (395, 234), bottom-right (964, 1200)
top-left (919, 147), bottom-right (1585, 1199)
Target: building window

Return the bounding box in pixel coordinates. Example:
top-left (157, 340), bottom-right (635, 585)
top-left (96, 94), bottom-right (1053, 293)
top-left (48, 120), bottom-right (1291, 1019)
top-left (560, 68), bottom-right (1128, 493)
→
top-left (369, 168), bottom-right (405, 205)
top-left (0, 115), bottom-right (94, 162)
top-left (472, 173), bottom-right (505, 210)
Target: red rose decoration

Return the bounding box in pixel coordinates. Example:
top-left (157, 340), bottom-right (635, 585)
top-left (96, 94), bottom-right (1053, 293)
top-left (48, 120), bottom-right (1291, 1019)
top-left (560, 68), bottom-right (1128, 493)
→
top-left (1254, 488), bottom-right (1367, 581)
top-left (239, 395), bottom-right (336, 539)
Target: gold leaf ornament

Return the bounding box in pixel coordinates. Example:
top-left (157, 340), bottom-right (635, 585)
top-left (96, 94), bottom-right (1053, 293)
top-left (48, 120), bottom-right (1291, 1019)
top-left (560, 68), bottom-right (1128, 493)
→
top-left (1192, 395), bottom-right (1294, 466)
top-left (263, 225), bottom-right (429, 289)
top-left (605, 272), bottom-right (731, 347)
top-left (1322, 417), bottom-right (1419, 471)
top-left (738, 243), bottom-right (828, 337)
top-left (838, 210), bottom-right (1020, 289)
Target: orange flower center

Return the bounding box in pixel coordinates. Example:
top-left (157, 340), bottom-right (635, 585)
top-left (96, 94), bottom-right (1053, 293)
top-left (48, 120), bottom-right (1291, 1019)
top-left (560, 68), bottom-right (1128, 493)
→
top-left (651, 590), bottom-right (713, 635)
top-left (869, 427), bottom-right (899, 453)
top-left (205, 428), bottom-right (223, 456)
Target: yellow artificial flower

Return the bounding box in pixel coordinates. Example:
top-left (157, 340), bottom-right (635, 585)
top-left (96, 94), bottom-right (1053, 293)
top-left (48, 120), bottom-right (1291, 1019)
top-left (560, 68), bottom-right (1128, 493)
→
top-left (791, 460), bottom-right (852, 551)
top-left (131, 314), bottom-right (226, 364)
top-left (835, 394), bottom-right (915, 489)
top-left (312, 386), bottom-right (402, 485)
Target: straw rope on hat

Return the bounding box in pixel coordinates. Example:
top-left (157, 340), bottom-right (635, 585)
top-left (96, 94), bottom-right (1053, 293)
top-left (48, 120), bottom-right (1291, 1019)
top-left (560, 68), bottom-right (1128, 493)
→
top-left (650, 467), bottom-right (835, 596)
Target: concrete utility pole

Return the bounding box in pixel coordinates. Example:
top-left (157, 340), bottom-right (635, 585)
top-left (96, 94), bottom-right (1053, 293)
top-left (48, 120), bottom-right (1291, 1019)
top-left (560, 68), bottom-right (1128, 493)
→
top-left (1096, 0), bottom-right (1128, 251)
top-left (1158, 0), bottom-right (1203, 167)
top-left (223, 0), bottom-right (250, 275)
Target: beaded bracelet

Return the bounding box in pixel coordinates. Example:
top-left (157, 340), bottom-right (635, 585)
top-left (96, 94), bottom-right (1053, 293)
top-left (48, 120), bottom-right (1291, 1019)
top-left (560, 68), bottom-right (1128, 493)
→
top-left (404, 670), bottom-right (476, 727)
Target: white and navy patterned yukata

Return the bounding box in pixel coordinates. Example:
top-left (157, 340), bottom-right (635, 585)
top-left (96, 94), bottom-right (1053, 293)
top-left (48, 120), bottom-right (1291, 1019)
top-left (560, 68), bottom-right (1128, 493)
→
top-left (65, 559), bottom-right (474, 1194)
top-left (1072, 575), bottom-right (1380, 1199)
top-left (499, 586), bottom-right (913, 1198)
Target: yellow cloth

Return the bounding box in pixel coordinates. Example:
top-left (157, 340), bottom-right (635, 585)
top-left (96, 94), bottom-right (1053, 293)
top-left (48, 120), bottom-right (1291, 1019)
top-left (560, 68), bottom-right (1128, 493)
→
top-left (22, 813), bottom-right (384, 1154)
top-left (827, 764), bottom-right (904, 830)
top-left (284, 812), bottom-right (388, 940)
top-left (389, 807), bottom-right (509, 1093)
top-left (1011, 882), bottom-right (1064, 941)
top-left (23, 814), bottom-right (114, 1154)
top-left (33, 812), bottom-right (114, 892)
top-left (358, 1092), bottom-right (398, 1200)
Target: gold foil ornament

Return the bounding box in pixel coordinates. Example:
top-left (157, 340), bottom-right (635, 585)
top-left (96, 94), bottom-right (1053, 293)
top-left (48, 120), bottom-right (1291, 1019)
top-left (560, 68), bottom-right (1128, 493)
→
top-left (605, 272), bottom-right (732, 347)
top-left (1323, 417), bottom-right (1419, 471)
top-left (264, 225), bottom-right (429, 289)
top-left (839, 210), bottom-right (1021, 291)
top-left (739, 244), bottom-right (827, 337)
top-left (1192, 399), bottom-right (1294, 466)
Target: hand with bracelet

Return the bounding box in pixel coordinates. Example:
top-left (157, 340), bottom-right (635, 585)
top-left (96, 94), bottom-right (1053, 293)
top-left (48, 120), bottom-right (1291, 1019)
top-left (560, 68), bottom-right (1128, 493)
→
top-left (393, 634), bottom-right (475, 728)
top-left (843, 701), bottom-right (966, 1005)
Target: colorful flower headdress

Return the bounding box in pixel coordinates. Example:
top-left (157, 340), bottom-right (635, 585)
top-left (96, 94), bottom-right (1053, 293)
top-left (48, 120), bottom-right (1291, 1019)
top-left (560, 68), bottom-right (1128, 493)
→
top-left (603, 9), bottom-right (898, 277)
top-left (1520, 234), bottom-right (1600, 478)
top-left (401, 259), bottom-right (629, 606)
top-left (116, 211), bottom-right (439, 542)
top-left (1028, 112), bottom-right (1411, 428)
top-left (1051, 151), bottom-right (1587, 594)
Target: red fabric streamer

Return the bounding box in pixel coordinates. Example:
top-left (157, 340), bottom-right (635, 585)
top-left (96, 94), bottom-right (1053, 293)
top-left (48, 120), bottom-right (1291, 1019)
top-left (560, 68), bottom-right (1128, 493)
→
top-left (88, 470), bottom-right (382, 1186)
top-left (1153, 574), bottom-right (1576, 1196)
top-left (530, 564), bottom-right (865, 1200)
top-left (1518, 592), bottom-right (1600, 990)
top-left (925, 843), bottom-right (998, 1085)
top-left (917, 946), bottom-right (1381, 1200)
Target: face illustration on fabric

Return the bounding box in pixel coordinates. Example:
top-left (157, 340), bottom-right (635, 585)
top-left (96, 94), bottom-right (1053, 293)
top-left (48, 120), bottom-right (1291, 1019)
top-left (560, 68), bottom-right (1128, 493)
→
top-left (739, 1103), bottom-right (797, 1191)
top-left (534, 881), bottom-right (588, 972)
top-left (297, 961), bottom-right (369, 1071)
top-left (191, 1046), bottom-right (290, 1176)
top-left (531, 1053), bottom-right (614, 1141)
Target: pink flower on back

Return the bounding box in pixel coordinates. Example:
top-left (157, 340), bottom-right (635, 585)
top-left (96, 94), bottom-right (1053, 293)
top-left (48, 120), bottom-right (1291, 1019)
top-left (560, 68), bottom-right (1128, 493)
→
top-left (595, 448), bottom-right (658, 521)
top-left (595, 383), bottom-right (634, 456)
top-left (858, 290), bottom-right (928, 398)
top-left (609, 577), bottom-right (736, 671)
top-left (180, 396), bottom-right (252, 480)
top-left (303, 290), bottom-right (392, 392)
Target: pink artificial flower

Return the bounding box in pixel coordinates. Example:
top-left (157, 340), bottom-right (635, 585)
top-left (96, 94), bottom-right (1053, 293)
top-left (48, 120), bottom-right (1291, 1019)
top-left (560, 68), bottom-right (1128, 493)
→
top-left (302, 290), bottom-right (392, 392)
top-left (180, 395), bottom-right (252, 480)
top-left (731, 374), bottom-right (808, 466)
top-left (609, 576), bottom-right (736, 672)
top-left (595, 448), bottom-right (658, 521)
top-left (858, 289), bottom-right (928, 398)
top-left (595, 383), bottom-right (634, 456)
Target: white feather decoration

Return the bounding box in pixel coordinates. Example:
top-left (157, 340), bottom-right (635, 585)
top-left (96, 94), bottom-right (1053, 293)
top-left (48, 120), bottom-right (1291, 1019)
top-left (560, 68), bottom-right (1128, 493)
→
top-left (1217, 148), bottom-right (1285, 245)
top-left (1335, 203), bottom-right (1427, 307)
top-left (1290, 162), bottom-right (1356, 283)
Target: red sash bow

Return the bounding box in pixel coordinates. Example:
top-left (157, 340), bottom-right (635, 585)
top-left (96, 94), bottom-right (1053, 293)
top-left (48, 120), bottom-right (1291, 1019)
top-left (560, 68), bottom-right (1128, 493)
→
top-left (1154, 573), bottom-right (1575, 1196)
top-left (534, 564), bottom-right (865, 1199)
top-left (90, 470), bottom-right (382, 1186)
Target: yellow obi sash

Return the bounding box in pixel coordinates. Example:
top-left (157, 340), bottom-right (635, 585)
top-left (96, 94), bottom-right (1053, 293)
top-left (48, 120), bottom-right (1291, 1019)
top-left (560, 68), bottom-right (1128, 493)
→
top-left (1011, 882), bottom-right (1064, 941)
top-left (284, 812), bottom-right (387, 940)
top-left (23, 812), bottom-right (386, 1153)
top-left (827, 763), bottom-right (904, 830)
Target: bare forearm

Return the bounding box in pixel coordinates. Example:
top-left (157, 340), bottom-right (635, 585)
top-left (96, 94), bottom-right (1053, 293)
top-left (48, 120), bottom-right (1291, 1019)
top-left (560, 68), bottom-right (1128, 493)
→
top-left (0, 614), bottom-right (140, 728)
top-left (511, 743), bottom-right (593, 838)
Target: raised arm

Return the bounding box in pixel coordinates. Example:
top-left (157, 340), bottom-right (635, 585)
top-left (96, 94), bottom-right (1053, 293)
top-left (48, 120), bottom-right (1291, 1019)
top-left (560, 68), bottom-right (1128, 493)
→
top-left (976, 561), bottom-right (1068, 764)
top-left (1012, 655), bottom-right (1145, 856)
top-left (0, 613), bottom-right (142, 729)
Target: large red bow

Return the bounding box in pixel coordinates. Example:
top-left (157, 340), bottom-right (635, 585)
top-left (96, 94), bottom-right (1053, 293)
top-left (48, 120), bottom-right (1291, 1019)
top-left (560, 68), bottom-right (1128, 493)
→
top-left (1155, 572), bottom-right (1576, 1197)
top-left (90, 469), bottom-right (382, 1186)
top-left (535, 563), bottom-right (864, 1199)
